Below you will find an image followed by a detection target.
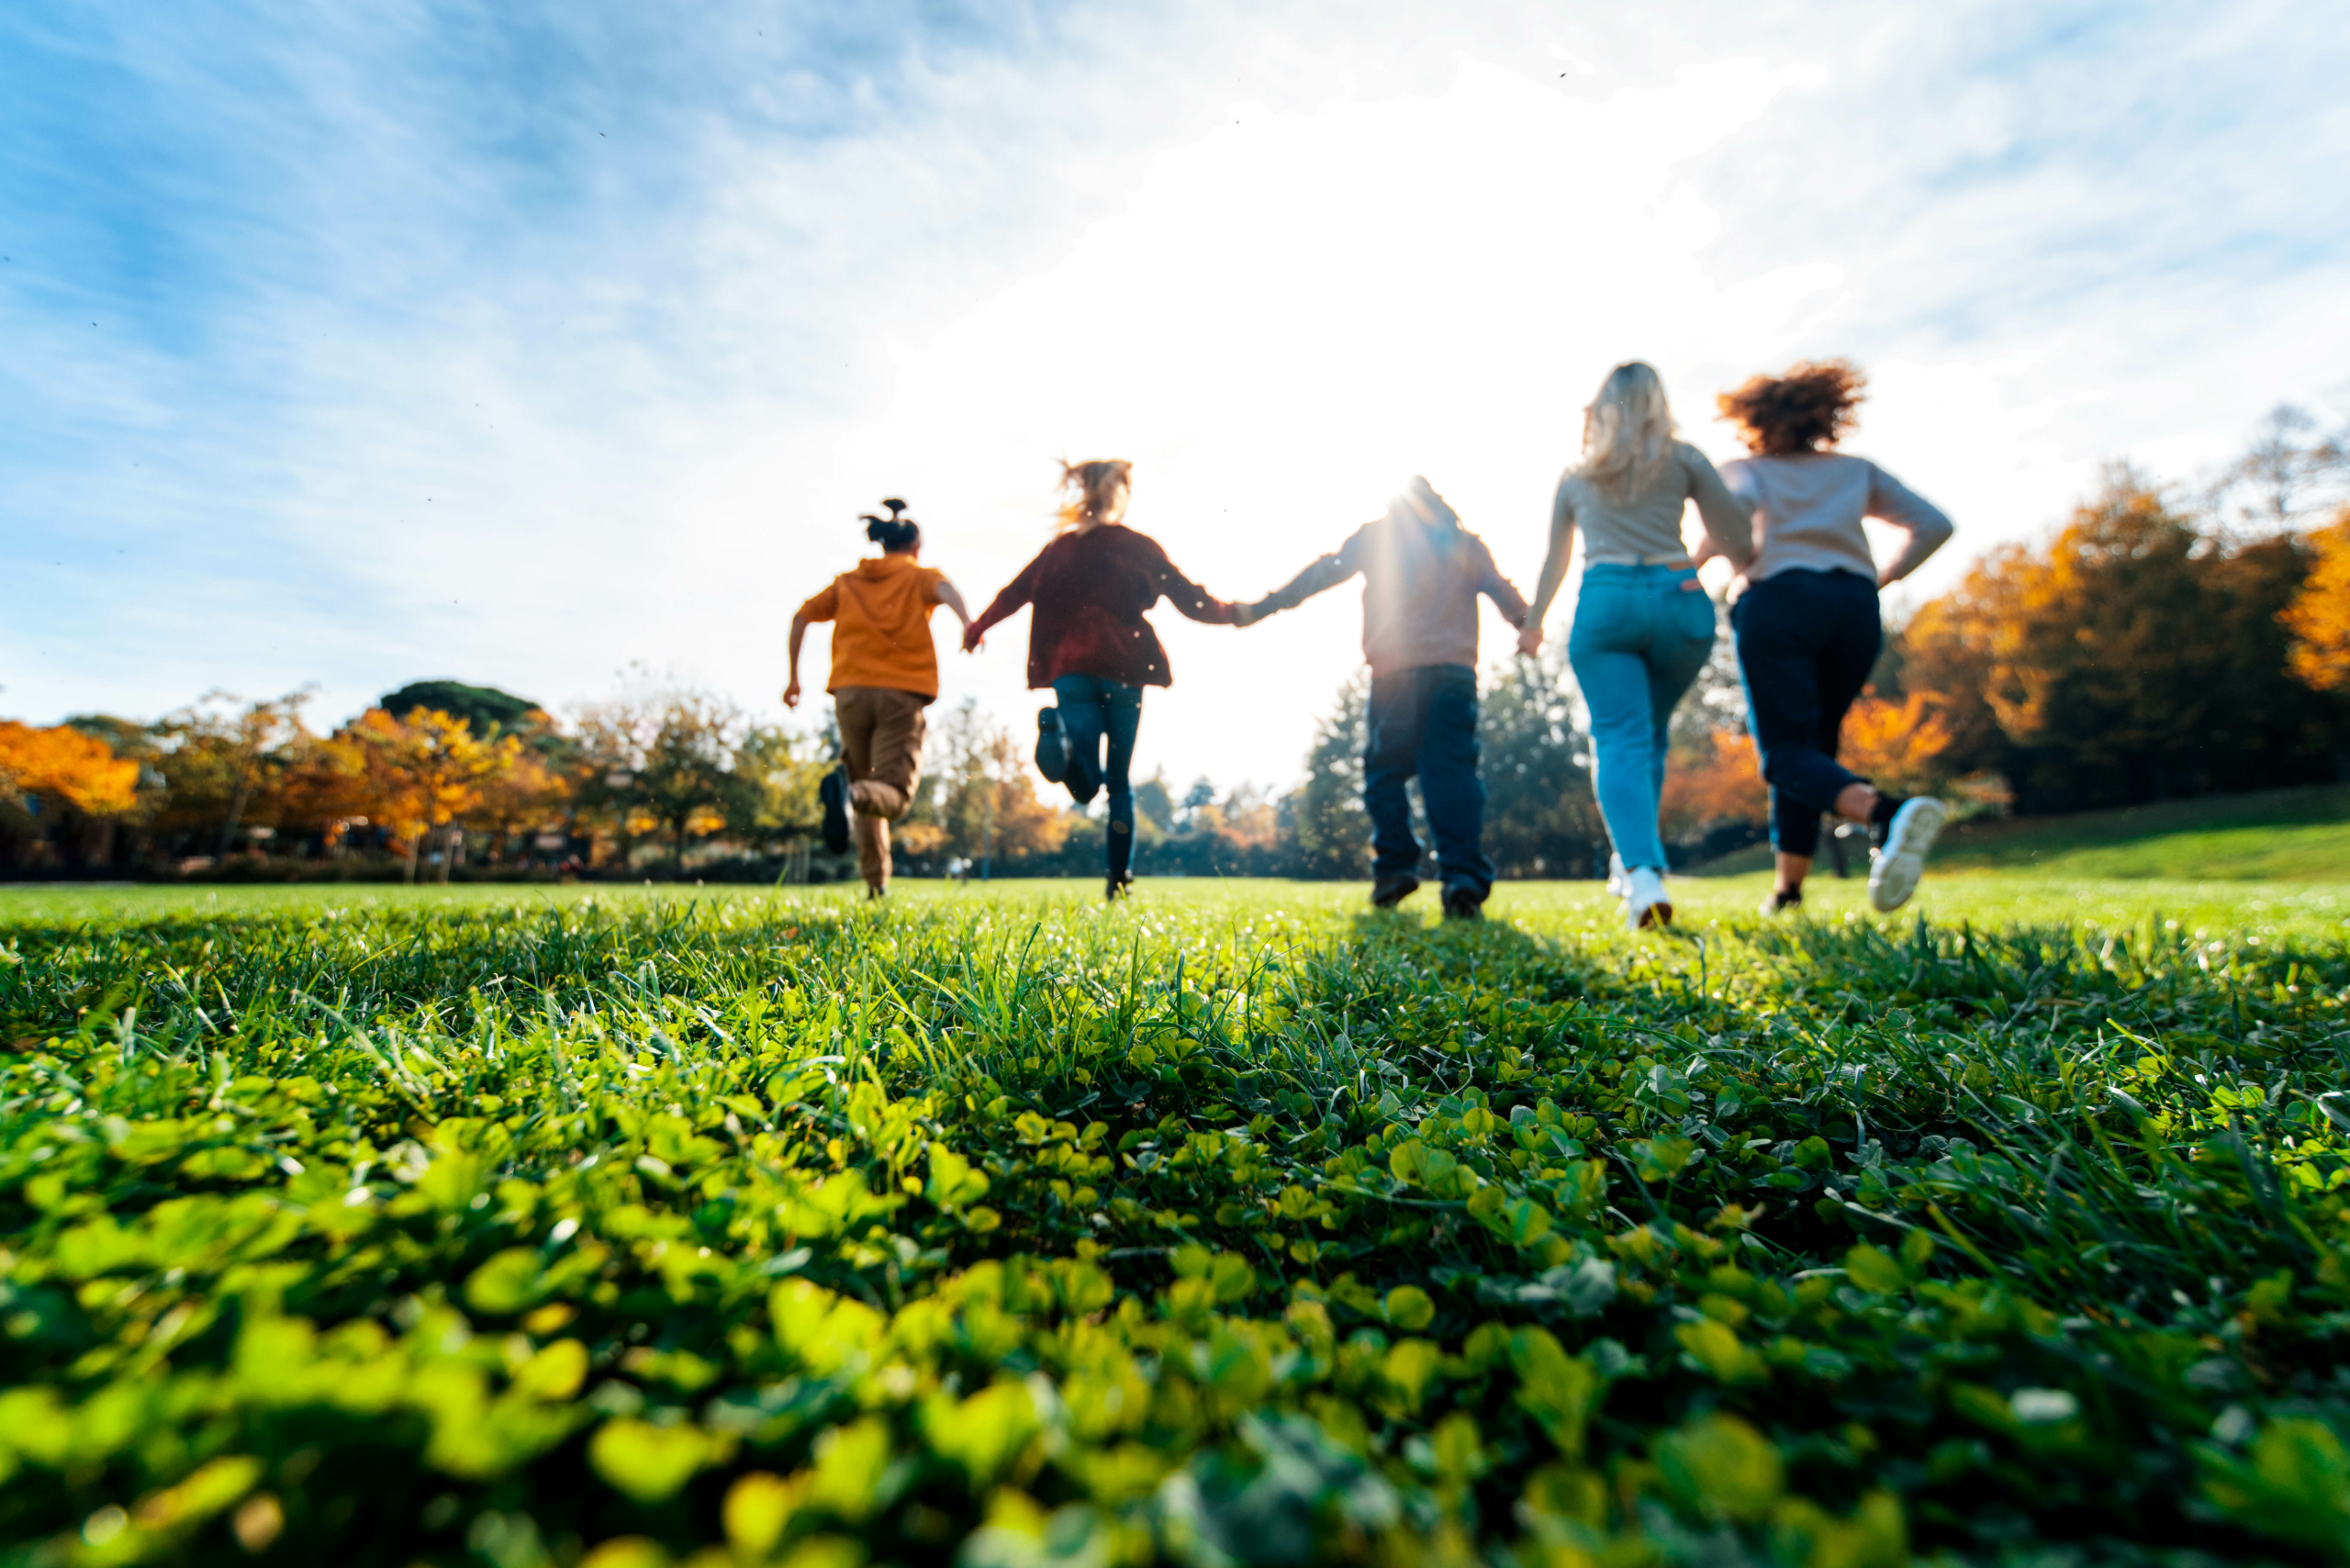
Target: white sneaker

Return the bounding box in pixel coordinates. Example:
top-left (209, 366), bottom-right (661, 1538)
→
top-left (1605, 853), bottom-right (1628, 898)
top-left (1868, 797), bottom-right (1948, 913)
top-left (1625, 866), bottom-right (1673, 931)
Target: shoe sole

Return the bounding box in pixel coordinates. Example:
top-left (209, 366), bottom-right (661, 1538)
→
top-left (1868, 798), bottom-right (1948, 913)
top-left (1035, 713), bottom-right (1066, 782)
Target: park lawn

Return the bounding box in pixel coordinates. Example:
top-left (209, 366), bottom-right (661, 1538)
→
top-left (2, 876), bottom-right (2348, 1565)
top-left (8, 867), bottom-right (2350, 943)
top-left (1695, 782), bottom-right (2350, 884)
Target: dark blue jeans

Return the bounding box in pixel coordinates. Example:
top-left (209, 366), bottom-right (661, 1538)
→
top-left (1052, 674), bottom-right (1142, 879)
top-left (1729, 568), bottom-right (1882, 858)
top-left (1364, 663), bottom-right (1493, 900)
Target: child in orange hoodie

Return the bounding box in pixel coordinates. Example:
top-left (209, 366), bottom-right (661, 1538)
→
top-left (786, 501), bottom-right (972, 896)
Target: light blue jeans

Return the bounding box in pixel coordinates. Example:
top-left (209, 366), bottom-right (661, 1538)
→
top-left (1567, 564), bottom-right (1718, 871)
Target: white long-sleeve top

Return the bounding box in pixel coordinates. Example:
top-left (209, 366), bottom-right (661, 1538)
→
top-left (1721, 452), bottom-right (1953, 587)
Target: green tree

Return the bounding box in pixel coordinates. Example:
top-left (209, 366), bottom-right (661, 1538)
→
top-left (1291, 674), bottom-right (1370, 879)
top-left (1479, 648), bottom-right (1604, 879)
top-left (574, 683), bottom-right (753, 873)
top-left (722, 722), bottom-right (830, 855)
top-left (378, 680), bottom-right (542, 737)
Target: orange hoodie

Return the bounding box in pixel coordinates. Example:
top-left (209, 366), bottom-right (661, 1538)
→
top-left (797, 554), bottom-right (948, 698)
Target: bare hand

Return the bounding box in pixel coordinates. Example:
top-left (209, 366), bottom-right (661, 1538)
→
top-left (962, 628), bottom-right (984, 654)
top-left (782, 679), bottom-right (801, 709)
top-left (1516, 624), bottom-right (1544, 657)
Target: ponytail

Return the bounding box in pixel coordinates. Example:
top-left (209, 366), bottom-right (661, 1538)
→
top-left (861, 498), bottom-right (922, 554)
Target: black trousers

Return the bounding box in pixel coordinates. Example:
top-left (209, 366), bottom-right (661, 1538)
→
top-left (1364, 664), bottom-right (1493, 898)
top-left (1729, 569), bottom-right (1882, 858)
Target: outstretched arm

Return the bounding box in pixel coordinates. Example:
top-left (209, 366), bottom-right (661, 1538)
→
top-left (1147, 547), bottom-right (1248, 627)
top-left (934, 577), bottom-right (973, 635)
top-left (1241, 528), bottom-right (1369, 622)
top-left (963, 556), bottom-right (1041, 652)
top-left (784, 610), bottom-right (812, 708)
top-left (1519, 480), bottom-right (1579, 655)
top-left (1471, 535), bottom-right (1532, 635)
top-left (785, 584), bottom-right (837, 708)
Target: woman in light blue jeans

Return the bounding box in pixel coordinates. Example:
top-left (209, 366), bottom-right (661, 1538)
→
top-left (1519, 362), bottom-right (1755, 931)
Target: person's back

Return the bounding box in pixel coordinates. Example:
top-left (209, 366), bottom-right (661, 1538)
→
top-left (1554, 440), bottom-right (1753, 567)
top-left (1265, 481), bottom-right (1522, 679)
top-left (995, 521), bottom-right (1219, 689)
top-left (1721, 451), bottom-right (1950, 586)
top-left (1517, 363), bottom-right (1754, 934)
top-left (1247, 476), bottom-right (1529, 919)
top-left (784, 502), bottom-right (972, 898)
top-left (1712, 360), bottom-right (1953, 917)
top-left (962, 459), bottom-right (1247, 901)
top-left (822, 552), bottom-right (950, 697)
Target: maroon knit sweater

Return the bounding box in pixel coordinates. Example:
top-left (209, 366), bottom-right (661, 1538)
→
top-left (966, 524), bottom-right (1241, 689)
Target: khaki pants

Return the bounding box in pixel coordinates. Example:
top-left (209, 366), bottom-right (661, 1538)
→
top-left (834, 686), bottom-right (929, 890)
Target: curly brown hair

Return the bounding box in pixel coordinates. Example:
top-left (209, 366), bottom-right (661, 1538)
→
top-left (1717, 360), bottom-right (1867, 456)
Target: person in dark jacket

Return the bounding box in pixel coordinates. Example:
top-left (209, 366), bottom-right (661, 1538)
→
top-left (1245, 476), bottom-right (1530, 920)
top-left (964, 460), bottom-right (1248, 899)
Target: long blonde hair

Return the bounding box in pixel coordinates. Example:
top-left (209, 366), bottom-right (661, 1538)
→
top-left (1056, 459), bottom-right (1132, 533)
top-left (1578, 362), bottom-right (1676, 500)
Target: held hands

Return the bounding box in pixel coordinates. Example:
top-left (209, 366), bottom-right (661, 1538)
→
top-left (962, 625), bottom-right (985, 654)
top-left (1232, 597), bottom-right (1277, 629)
top-left (1516, 622), bottom-right (1545, 658)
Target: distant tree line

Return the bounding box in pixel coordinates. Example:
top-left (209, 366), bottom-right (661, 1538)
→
top-left (6, 406), bottom-right (2345, 880)
top-left (1, 672), bottom-right (833, 881)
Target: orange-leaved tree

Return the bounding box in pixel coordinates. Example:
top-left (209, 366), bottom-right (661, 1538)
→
top-left (323, 708), bottom-right (520, 879)
top-left (1658, 730), bottom-right (1766, 844)
top-left (0, 722), bottom-right (140, 816)
top-left (2281, 508), bottom-right (2350, 694)
top-left (1839, 691), bottom-right (1957, 797)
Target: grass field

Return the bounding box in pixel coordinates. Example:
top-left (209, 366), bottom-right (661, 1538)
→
top-left (4, 874), bottom-right (2349, 1566)
top-left (1695, 784), bottom-right (2350, 884)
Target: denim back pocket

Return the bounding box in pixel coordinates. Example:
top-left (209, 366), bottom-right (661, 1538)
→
top-left (1672, 574), bottom-right (1718, 643)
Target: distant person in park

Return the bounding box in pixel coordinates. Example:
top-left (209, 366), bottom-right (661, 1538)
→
top-left (785, 499), bottom-right (972, 899)
top-left (1246, 476), bottom-right (1530, 920)
top-left (963, 460), bottom-right (1249, 901)
top-left (1705, 360), bottom-right (1954, 914)
top-left (1517, 362), bottom-right (1755, 932)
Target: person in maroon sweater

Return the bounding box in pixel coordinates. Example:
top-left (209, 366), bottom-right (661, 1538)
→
top-left (964, 460), bottom-right (1248, 899)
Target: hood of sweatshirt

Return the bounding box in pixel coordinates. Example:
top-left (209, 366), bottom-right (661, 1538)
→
top-left (850, 553), bottom-right (921, 581)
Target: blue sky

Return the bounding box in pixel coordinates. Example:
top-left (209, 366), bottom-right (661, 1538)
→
top-left (6, 0), bottom-right (2348, 788)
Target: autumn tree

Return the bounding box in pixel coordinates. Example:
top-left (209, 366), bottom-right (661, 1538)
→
top-left (151, 691), bottom-right (316, 855)
top-left (2281, 509), bottom-right (2350, 692)
top-left (1892, 468), bottom-right (2333, 810)
top-left (1658, 731), bottom-right (1767, 846)
top-left (0, 722), bottom-right (142, 868)
top-left (572, 681), bottom-right (759, 873)
top-left (925, 699), bottom-right (1069, 871)
top-left (322, 708), bottom-right (519, 880)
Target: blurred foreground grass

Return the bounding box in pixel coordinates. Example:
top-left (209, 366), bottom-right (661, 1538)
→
top-left (3, 877), bottom-right (2349, 1565)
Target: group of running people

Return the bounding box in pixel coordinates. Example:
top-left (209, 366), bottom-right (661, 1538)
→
top-left (785, 357), bottom-right (1955, 929)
